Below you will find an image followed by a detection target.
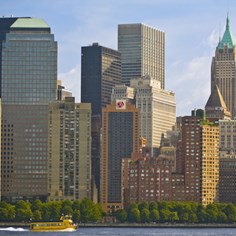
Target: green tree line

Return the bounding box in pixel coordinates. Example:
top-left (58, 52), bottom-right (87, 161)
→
top-left (2, 199), bottom-right (236, 224)
top-left (114, 201), bottom-right (236, 224)
top-left (0, 198), bottom-right (103, 223)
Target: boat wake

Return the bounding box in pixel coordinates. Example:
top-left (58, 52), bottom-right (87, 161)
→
top-left (58, 228), bottom-right (77, 232)
top-left (0, 227), bottom-right (28, 232)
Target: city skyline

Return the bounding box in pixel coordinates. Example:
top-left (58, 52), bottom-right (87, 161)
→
top-left (3, 0), bottom-right (236, 115)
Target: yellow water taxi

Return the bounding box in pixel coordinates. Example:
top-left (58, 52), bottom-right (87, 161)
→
top-left (30, 215), bottom-right (77, 232)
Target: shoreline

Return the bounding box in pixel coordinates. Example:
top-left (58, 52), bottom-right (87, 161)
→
top-left (1, 222), bottom-right (236, 228)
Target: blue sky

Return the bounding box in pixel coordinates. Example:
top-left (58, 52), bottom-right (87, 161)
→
top-left (2, 0), bottom-right (236, 115)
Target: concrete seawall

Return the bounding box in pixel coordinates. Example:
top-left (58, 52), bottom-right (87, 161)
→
top-left (1, 222), bottom-right (236, 228)
top-left (79, 223), bottom-right (236, 228)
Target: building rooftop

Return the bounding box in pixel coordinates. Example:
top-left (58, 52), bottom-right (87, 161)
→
top-left (10, 17), bottom-right (49, 28)
top-left (205, 85), bottom-right (228, 109)
top-left (217, 15), bottom-right (235, 49)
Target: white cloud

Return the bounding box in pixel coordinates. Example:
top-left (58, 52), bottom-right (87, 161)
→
top-left (208, 29), bottom-right (219, 48)
top-left (58, 64), bottom-right (81, 102)
top-left (167, 55), bottom-right (211, 116)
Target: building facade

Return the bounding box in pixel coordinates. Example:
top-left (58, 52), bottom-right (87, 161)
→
top-left (181, 116), bottom-right (202, 202)
top-left (48, 98), bottom-right (91, 201)
top-left (205, 85), bottom-right (231, 122)
top-left (0, 17), bottom-right (57, 201)
top-left (81, 43), bottom-right (121, 196)
top-left (100, 101), bottom-right (140, 212)
top-left (131, 76), bottom-right (176, 152)
top-left (180, 115), bottom-right (219, 205)
top-left (127, 156), bottom-right (172, 204)
top-left (201, 124), bottom-right (219, 206)
top-left (211, 16), bottom-right (236, 118)
top-left (118, 23), bottom-right (165, 88)
top-left (81, 42), bottom-right (121, 115)
top-left (219, 119), bottom-right (236, 202)
top-left (112, 76), bottom-right (176, 153)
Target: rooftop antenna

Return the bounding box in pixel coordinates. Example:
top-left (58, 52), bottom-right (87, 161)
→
top-left (219, 22), bottom-right (221, 42)
top-left (227, 0), bottom-right (230, 25)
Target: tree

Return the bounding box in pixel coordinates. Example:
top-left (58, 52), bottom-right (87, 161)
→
top-left (217, 211), bottom-right (227, 223)
top-left (176, 203), bottom-right (190, 223)
top-left (159, 208), bottom-right (171, 222)
top-left (0, 208), bottom-right (9, 221)
top-left (224, 204), bottom-right (236, 223)
top-left (138, 202), bottom-right (149, 212)
top-left (15, 200), bottom-right (31, 211)
top-left (15, 200), bottom-right (32, 222)
top-left (206, 204), bottom-right (218, 223)
top-left (188, 212), bottom-right (198, 223)
top-left (61, 205), bottom-right (73, 216)
top-left (15, 208), bottom-right (33, 222)
top-left (140, 208), bottom-right (150, 223)
top-left (149, 201), bottom-right (158, 211)
top-left (79, 198), bottom-right (102, 223)
top-left (0, 202), bottom-right (15, 222)
top-left (150, 209), bottom-right (160, 222)
top-left (7, 204), bottom-right (15, 221)
top-left (128, 207), bottom-right (140, 223)
top-left (72, 209), bottom-right (81, 223)
top-left (42, 201), bottom-right (61, 221)
top-left (61, 200), bottom-right (72, 209)
top-left (169, 211), bottom-right (179, 222)
top-left (33, 210), bottom-right (42, 221)
top-left (31, 199), bottom-right (43, 212)
top-left (72, 200), bottom-right (81, 211)
top-left (127, 203), bottom-right (138, 211)
top-left (115, 209), bottom-right (127, 223)
top-left (197, 204), bottom-right (207, 223)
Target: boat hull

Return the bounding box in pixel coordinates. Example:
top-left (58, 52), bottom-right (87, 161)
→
top-left (30, 215), bottom-right (77, 232)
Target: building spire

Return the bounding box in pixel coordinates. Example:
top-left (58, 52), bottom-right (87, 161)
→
top-left (217, 14), bottom-right (235, 49)
top-left (226, 12), bottom-right (230, 30)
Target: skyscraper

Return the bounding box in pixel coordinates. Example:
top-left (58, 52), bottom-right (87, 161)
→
top-left (111, 76), bottom-right (176, 153)
top-left (48, 97), bottom-right (91, 201)
top-left (118, 23), bottom-right (165, 88)
top-left (81, 43), bottom-right (121, 115)
top-left (211, 16), bottom-right (236, 118)
top-left (100, 101), bottom-right (140, 212)
top-left (130, 76), bottom-right (175, 152)
top-left (219, 119), bottom-right (236, 203)
top-left (0, 17), bottom-right (57, 201)
top-left (180, 113), bottom-right (219, 205)
top-left (81, 43), bottom-right (121, 195)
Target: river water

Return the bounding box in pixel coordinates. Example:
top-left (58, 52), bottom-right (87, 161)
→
top-left (1, 227), bottom-right (236, 235)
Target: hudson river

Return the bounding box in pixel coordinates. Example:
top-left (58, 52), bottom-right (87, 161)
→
top-left (1, 227), bottom-right (236, 236)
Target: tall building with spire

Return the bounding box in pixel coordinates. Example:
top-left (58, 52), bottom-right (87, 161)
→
top-left (211, 16), bottom-right (236, 118)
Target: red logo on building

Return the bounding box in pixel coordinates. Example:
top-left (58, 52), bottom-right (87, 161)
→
top-left (117, 101), bottom-right (124, 108)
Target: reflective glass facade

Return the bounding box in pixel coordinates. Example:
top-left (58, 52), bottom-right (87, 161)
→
top-left (81, 43), bottom-right (121, 196)
top-left (81, 43), bottom-right (121, 115)
top-left (2, 35), bottom-right (57, 104)
top-left (0, 17), bottom-right (57, 201)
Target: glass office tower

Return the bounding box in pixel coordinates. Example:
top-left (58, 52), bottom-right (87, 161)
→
top-left (0, 17), bottom-right (57, 201)
top-left (81, 43), bottom-right (121, 198)
top-left (118, 23), bottom-right (165, 88)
